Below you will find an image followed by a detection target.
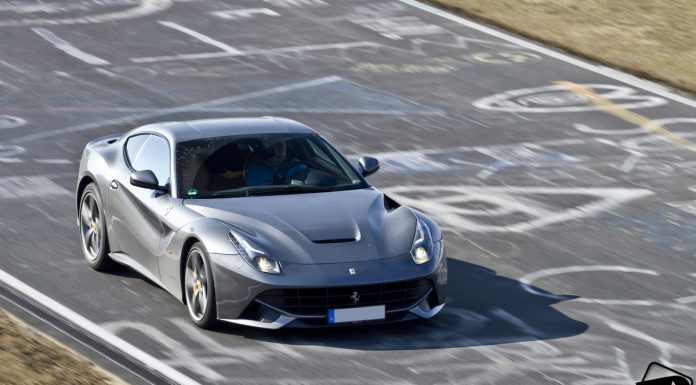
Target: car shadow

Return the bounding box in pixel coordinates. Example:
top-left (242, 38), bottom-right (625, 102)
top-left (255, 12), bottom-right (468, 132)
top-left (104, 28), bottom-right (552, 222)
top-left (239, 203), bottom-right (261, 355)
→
top-left (103, 262), bottom-right (164, 290)
top-left (214, 258), bottom-right (588, 350)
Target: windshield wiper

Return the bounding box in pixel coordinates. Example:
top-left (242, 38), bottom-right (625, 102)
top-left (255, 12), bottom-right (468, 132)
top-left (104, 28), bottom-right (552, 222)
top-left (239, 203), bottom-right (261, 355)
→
top-left (244, 185), bottom-right (335, 196)
top-left (187, 185), bottom-right (340, 199)
top-left (189, 191), bottom-right (246, 199)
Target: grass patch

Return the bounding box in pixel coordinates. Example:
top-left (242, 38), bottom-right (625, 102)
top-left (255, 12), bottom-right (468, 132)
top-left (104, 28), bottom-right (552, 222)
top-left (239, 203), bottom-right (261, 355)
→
top-left (427, 0), bottom-right (696, 95)
top-left (0, 307), bottom-right (123, 385)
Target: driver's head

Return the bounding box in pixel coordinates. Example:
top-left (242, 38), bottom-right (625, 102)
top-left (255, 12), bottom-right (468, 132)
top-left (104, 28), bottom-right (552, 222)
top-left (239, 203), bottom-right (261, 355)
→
top-left (267, 141), bottom-right (287, 167)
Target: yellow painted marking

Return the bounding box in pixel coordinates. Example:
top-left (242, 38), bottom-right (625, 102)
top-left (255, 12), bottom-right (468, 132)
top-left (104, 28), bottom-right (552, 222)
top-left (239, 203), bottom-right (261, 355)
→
top-left (556, 81), bottom-right (696, 148)
top-left (193, 280), bottom-right (202, 296)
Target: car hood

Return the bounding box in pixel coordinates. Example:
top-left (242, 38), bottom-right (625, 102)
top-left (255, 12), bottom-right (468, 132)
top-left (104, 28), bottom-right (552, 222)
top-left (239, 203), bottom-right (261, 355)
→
top-left (184, 188), bottom-right (416, 264)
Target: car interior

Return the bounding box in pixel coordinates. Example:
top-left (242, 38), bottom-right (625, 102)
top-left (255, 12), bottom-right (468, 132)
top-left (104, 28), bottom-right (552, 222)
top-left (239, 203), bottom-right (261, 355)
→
top-left (185, 137), bottom-right (352, 195)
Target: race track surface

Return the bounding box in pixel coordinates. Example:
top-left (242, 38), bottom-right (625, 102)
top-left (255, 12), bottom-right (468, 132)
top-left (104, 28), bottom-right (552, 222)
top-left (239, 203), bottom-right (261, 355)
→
top-left (1, 1), bottom-right (696, 384)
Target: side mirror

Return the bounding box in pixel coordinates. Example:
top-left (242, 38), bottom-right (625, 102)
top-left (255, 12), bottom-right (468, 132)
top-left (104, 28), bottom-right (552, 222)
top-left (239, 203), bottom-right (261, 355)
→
top-left (359, 156), bottom-right (379, 177)
top-left (130, 170), bottom-right (167, 192)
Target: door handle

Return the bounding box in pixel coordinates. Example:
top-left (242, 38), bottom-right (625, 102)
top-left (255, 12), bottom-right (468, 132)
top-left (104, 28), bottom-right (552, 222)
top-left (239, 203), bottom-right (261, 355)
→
top-left (110, 180), bottom-right (118, 189)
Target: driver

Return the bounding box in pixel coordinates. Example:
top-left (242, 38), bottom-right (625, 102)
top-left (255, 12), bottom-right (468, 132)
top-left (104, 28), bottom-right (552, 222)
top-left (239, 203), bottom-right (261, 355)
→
top-left (245, 140), bottom-right (308, 186)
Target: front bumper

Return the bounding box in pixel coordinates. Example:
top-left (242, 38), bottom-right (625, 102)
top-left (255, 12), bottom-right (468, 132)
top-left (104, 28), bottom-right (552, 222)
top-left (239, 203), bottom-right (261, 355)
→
top-left (209, 243), bottom-right (447, 329)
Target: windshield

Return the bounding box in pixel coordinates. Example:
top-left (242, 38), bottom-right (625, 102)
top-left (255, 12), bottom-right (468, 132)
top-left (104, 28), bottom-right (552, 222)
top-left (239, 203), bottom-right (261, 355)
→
top-left (176, 133), bottom-right (368, 198)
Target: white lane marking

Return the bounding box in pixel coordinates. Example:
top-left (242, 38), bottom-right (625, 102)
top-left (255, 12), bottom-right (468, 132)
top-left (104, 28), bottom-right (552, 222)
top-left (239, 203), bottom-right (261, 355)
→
top-left (34, 158), bottom-right (73, 164)
top-left (490, 308), bottom-right (544, 337)
top-left (131, 41), bottom-right (379, 63)
top-left (473, 84), bottom-right (666, 113)
top-left (620, 119), bottom-right (696, 153)
top-left (0, 269), bottom-right (201, 385)
top-left (606, 320), bottom-right (673, 364)
top-left (262, 0), bottom-right (327, 7)
top-left (211, 8), bottom-right (280, 20)
top-left (351, 16), bottom-right (447, 40)
top-left (383, 185), bottom-right (653, 233)
top-left (9, 76), bottom-right (341, 144)
top-left (574, 123), bottom-right (646, 136)
top-left (0, 79), bottom-right (20, 91)
top-left (32, 28), bottom-right (110, 65)
top-left (0, 176), bottom-right (70, 199)
top-left (363, 138), bottom-right (585, 158)
top-left (0, 0), bottom-right (174, 27)
top-left (0, 116), bottom-right (26, 129)
top-left (158, 21), bottom-right (242, 55)
top-left (519, 265), bottom-right (661, 305)
top-left (675, 295), bottom-right (696, 305)
top-left (0, 60), bottom-right (32, 76)
top-left (0, 144), bottom-right (26, 164)
top-left (396, 0), bottom-right (696, 109)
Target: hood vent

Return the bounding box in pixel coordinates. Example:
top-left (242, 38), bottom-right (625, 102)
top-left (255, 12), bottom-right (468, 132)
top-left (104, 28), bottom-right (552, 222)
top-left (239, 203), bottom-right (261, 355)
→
top-left (383, 194), bottom-right (401, 212)
top-left (312, 238), bottom-right (356, 244)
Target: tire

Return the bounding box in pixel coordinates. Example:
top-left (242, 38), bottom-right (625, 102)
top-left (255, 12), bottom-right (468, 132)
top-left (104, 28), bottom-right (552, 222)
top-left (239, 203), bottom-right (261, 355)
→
top-left (79, 183), bottom-right (114, 271)
top-left (184, 243), bottom-right (217, 328)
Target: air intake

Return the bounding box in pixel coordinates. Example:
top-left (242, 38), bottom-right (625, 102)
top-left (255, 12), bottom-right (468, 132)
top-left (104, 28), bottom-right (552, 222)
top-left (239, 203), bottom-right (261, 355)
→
top-left (312, 238), bottom-right (356, 244)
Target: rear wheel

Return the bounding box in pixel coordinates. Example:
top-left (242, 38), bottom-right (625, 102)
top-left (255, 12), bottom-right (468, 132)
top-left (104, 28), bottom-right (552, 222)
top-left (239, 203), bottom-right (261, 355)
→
top-left (79, 183), bottom-right (114, 271)
top-left (184, 243), bottom-right (217, 328)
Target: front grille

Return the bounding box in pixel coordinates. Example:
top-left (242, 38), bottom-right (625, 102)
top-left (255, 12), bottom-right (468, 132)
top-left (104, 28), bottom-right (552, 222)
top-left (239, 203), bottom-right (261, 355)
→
top-left (255, 279), bottom-right (432, 318)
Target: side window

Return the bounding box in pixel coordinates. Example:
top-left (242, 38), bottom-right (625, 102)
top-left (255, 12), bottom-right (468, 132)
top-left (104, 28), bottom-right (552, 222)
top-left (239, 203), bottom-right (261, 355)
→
top-left (125, 134), bottom-right (148, 165)
top-left (126, 134), bottom-right (171, 186)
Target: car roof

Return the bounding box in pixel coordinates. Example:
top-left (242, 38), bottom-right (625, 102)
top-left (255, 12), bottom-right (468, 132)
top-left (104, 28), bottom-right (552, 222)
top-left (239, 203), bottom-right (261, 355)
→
top-left (128, 117), bottom-right (318, 143)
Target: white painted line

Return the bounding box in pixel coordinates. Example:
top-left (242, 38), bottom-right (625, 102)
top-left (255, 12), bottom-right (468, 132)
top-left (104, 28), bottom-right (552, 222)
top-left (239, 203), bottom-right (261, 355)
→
top-left (0, 60), bottom-right (32, 76)
top-left (34, 158), bottom-right (73, 164)
top-left (10, 76), bottom-right (342, 144)
top-left (490, 308), bottom-right (543, 337)
top-left (32, 28), bottom-right (110, 66)
top-left (0, 0), bottom-right (174, 27)
top-left (396, 0), bottom-right (696, 109)
top-left (384, 185), bottom-right (653, 233)
top-left (158, 20), bottom-right (242, 55)
top-left (0, 176), bottom-right (70, 199)
top-left (0, 115), bottom-right (27, 129)
top-left (179, 107), bottom-right (442, 115)
top-left (519, 265), bottom-right (661, 306)
top-left (675, 295), bottom-right (696, 305)
top-left (605, 320), bottom-right (672, 363)
top-left (0, 268), bottom-right (201, 385)
top-left (131, 41), bottom-right (379, 63)
top-left (211, 8), bottom-right (280, 20)
top-left (0, 158), bottom-right (22, 163)
top-left (363, 138), bottom-right (586, 158)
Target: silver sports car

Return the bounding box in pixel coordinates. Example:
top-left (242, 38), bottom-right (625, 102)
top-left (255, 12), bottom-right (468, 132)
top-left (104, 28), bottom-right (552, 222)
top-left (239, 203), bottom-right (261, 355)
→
top-left (76, 117), bottom-right (447, 329)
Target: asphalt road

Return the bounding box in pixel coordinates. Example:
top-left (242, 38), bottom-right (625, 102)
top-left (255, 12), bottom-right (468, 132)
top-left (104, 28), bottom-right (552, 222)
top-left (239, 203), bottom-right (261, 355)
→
top-left (2, 0), bottom-right (696, 384)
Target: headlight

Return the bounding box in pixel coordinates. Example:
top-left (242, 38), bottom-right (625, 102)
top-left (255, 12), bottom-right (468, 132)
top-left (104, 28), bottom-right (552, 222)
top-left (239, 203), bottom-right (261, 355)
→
top-left (411, 218), bottom-right (434, 264)
top-left (228, 230), bottom-right (281, 274)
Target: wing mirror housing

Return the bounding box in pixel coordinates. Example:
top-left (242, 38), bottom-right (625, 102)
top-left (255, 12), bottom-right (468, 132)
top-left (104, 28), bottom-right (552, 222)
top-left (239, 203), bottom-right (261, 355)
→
top-left (130, 170), bottom-right (168, 192)
top-left (359, 156), bottom-right (379, 177)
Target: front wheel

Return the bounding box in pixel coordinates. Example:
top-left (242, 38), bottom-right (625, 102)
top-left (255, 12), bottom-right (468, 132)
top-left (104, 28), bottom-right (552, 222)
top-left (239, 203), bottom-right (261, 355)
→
top-left (184, 243), bottom-right (217, 328)
top-left (79, 183), bottom-right (114, 271)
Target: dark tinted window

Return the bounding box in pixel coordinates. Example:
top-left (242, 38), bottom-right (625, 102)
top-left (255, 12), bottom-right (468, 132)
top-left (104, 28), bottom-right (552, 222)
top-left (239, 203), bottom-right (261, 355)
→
top-left (177, 134), bottom-right (367, 198)
top-left (127, 134), bottom-right (170, 186)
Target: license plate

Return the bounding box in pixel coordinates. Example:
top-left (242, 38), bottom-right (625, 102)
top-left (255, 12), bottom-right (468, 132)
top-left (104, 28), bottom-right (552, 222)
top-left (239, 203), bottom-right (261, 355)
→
top-left (328, 305), bottom-right (385, 324)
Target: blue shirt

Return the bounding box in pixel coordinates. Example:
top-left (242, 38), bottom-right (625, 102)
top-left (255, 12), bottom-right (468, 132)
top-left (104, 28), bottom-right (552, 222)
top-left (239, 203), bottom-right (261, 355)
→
top-left (245, 158), bottom-right (308, 186)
